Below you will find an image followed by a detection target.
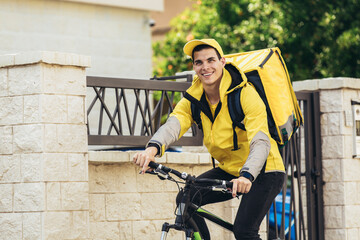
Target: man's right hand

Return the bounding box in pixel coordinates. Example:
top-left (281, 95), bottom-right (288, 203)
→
top-left (132, 146), bottom-right (158, 174)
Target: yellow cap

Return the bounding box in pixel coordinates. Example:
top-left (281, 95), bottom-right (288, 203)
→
top-left (183, 39), bottom-right (224, 58)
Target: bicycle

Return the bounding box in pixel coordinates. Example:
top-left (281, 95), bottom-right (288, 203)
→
top-left (145, 161), bottom-right (242, 240)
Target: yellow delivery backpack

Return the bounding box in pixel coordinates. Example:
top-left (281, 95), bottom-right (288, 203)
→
top-left (224, 47), bottom-right (303, 146)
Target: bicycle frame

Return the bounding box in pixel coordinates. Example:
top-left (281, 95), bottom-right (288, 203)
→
top-left (147, 162), bottom-right (236, 240)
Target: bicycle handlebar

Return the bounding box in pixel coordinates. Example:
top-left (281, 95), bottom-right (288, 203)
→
top-left (148, 161), bottom-right (234, 190)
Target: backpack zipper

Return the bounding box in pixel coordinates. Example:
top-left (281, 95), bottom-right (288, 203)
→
top-left (259, 49), bottom-right (274, 68)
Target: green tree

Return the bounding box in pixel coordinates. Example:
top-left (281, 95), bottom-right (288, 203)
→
top-left (153, 0), bottom-right (360, 81)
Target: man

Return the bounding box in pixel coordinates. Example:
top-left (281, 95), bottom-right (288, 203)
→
top-left (133, 39), bottom-right (285, 239)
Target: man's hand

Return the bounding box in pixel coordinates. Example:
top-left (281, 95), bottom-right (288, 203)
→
top-left (132, 146), bottom-right (158, 174)
top-left (231, 177), bottom-right (252, 197)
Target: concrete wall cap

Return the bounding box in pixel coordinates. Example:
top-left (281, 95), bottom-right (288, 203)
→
top-left (0, 51), bottom-right (91, 68)
top-left (293, 77), bottom-right (360, 92)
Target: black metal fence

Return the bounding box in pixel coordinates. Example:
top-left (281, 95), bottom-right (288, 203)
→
top-left (86, 75), bottom-right (202, 147)
top-left (267, 92), bottom-right (323, 240)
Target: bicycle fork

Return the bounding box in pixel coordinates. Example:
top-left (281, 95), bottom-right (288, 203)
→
top-left (160, 222), bottom-right (199, 240)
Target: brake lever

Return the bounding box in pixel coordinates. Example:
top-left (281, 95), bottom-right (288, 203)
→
top-left (211, 186), bottom-right (241, 199)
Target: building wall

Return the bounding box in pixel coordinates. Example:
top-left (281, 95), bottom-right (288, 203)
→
top-left (0, 0), bottom-right (160, 78)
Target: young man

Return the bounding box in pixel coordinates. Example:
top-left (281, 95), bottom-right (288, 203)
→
top-left (133, 39), bottom-right (285, 239)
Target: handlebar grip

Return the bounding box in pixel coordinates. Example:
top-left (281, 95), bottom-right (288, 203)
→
top-left (148, 161), bottom-right (173, 174)
top-left (148, 161), bottom-right (159, 169)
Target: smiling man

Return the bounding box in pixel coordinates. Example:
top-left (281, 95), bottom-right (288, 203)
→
top-left (133, 39), bottom-right (285, 240)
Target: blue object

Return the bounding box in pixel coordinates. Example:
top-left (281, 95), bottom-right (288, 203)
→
top-left (269, 189), bottom-right (297, 240)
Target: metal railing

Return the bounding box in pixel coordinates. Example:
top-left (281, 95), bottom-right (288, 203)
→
top-left (86, 75), bottom-right (202, 147)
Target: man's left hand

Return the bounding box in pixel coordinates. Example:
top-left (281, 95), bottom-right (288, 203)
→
top-left (231, 177), bottom-right (252, 197)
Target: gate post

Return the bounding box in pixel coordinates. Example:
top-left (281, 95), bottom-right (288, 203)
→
top-left (0, 52), bottom-right (90, 239)
top-left (294, 78), bottom-right (360, 240)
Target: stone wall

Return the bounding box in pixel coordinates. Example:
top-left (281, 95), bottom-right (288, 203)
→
top-left (88, 151), bottom-right (267, 240)
top-left (0, 52), bottom-right (90, 239)
top-left (294, 78), bottom-right (360, 240)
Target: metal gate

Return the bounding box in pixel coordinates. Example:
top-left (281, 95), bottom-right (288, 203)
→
top-left (267, 91), bottom-right (324, 240)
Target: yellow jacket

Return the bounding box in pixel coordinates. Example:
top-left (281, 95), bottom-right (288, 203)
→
top-left (148, 64), bottom-right (285, 178)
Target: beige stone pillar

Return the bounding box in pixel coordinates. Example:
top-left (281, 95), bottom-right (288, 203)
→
top-left (0, 52), bottom-right (90, 239)
top-left (294, 78), bottom-right (360, 240)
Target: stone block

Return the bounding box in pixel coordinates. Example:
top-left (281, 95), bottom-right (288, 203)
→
top-left (0, 213), bottom-right (22, 240)
top-left (326, 112), bottom-right (342, 136)
top-left (46, 182), bottom-right (61, 210)
top-left (0, 68), bottom-right (8, 97)
top-left (105, 193), bottom-right (141, 221)
top-left (8, 64), bottom-right (42, 96)
top-left (324, 229), bottom-right (346, 240)
top-left (13, 124), bottom-right (43, 153)
top-left (322, 159), bottom-right (342, 182)
top-left (43, 64), bottom-right (86, 96)
top-left (345, 205), bottom-right (360, 228)
top-left (69, 211), bottom-right (89, 239)
top-left (89, 221), bottom-right (119, 239)
top-left (119, 221), bottom-right (133, 240)
top-left (21, 153), bottom-right (43, 182)
top-left (342, 158), bottom-right (360, 181)
top-left (0, 155), bottom-right (21, 183)
top-left (140, 192), bottom-right (174, 219)
top-left (43, 153), bottom-right (68, 181)
top-left (320, 90), bottom-right (343, 112)
top-left (0, 96), bottom-right (23, 125)
top-left (132, 220), bottom-right (164, 240)
top-left (14, 182), bottom-right (45, 211)
top-left (67, 95), bottom-right (85, 124)
top-left (88, 151), bottom-right (130, 163)
top-left (320, 113), bottom-right (328, 136)
top-left (344, 182), bottom-right (360, 205)
top-left (167, 152), bottom-right (199, 164)
top-left (347, 228), bottom-right (359, 240)
top-left (0, 184), bottom-right (13, 212)
top-left (44, 124), bottom-right (87, 153)
top-left (199, 153), bottom-right (211, 164)
top-left (61, 182), bottom-right (89, 210)
top-left (0, 126), bottom-right (12, 154)
top-left (321, 135), bottom-right (344, 160)
top-left (89, 194), bottom-right (105, 221)
top-left (323, 182), bottom-right (345, 206)
top-left (68, 153), bottom-right (88, 181)
top-left (56, 124), bottom-right (88, 152)
top-left (136, 171), bottom-right (169, 193)
top-left (324, 205), bottom-right (345, 229)
top-left (89, 163), bottom-right (137, 193)
top-left (43, 211), bottom-right (71, 239)
top-left (23, 95), bottom-right (41, 123)
top-left (22, 212), bottom-right (41, 240)
top-left (42, 94), bottom-right (67, 123)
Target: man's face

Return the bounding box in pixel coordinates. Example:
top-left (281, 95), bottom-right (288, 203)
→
top-left (193, 48), bottom-right (226, 88)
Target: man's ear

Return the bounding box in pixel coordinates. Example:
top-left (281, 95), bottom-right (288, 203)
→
top-left (220, 57), bottom-right (226, 66)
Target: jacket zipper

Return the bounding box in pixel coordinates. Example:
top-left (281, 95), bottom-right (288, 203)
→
top-left (259, 49), bottom-right (274, 68)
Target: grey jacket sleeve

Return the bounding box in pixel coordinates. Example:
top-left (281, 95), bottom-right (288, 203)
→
top-left (240, 131), bottom-right (271, 180)
top-left (146, 116), bottom-right (181, 157)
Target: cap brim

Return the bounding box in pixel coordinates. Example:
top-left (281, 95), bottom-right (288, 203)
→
top-left (183, 40), bottom-right (209, 57)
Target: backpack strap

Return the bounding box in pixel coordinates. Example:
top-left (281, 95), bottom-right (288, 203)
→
top-left (227, 87), bottom-right (245, 151)
top-left (190, 102), bottom-right (202, 131)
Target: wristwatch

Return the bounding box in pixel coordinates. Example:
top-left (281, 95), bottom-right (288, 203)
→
top-left (239, 171), bottom-right (254, 182)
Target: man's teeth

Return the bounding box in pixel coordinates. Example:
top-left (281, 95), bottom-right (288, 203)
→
top-left (203, 73), bottom-right (212, 76)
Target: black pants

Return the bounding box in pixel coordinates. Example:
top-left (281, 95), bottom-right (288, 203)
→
top-left (176, 167), bottom-right (285, 240)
